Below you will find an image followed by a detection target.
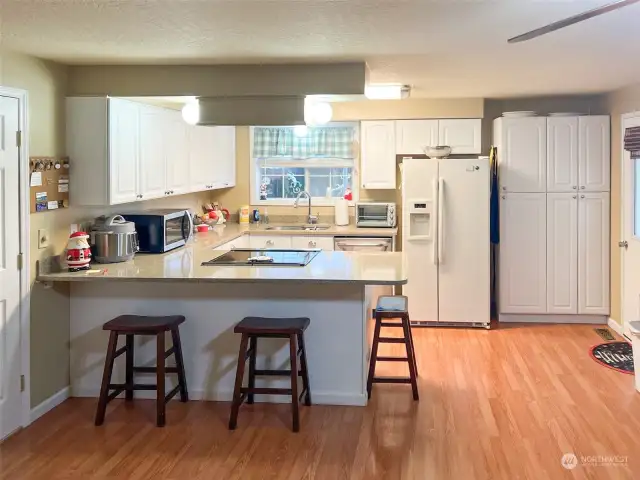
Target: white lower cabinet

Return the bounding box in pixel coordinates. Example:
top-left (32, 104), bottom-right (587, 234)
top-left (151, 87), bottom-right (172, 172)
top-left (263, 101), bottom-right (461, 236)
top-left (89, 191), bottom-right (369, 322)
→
top-left (499, 193), bottom-right (547, 314)
top-left (291, 236), bottom-right (334, 251)
top-left (578, 192), bottom-right (610, 314)
top-left (248, 235), bottom-right (292, 250)
top-left (216, 236), bottom-right (250, 251)
top-left (547, 193), bottom-right (578, 314)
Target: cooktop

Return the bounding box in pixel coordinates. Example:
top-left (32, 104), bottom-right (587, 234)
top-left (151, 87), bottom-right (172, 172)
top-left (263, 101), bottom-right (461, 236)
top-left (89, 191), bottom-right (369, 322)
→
top-left (202, 248), bottom-right (320, 267)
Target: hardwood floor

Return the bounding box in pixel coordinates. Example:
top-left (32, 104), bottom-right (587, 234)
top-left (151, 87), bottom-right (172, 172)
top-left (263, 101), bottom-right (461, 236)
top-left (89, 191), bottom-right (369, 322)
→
top-left (2, 324), bottom-right (639, 479)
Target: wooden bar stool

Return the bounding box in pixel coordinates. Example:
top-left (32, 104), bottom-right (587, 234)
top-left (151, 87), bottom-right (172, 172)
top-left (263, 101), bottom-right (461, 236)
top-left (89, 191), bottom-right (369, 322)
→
top-left (95, 315), bottom-right (188, 427)
top-left (367, 296), bottom-right (419, 400)
top-left (228, 317), bottom-right (311, 432)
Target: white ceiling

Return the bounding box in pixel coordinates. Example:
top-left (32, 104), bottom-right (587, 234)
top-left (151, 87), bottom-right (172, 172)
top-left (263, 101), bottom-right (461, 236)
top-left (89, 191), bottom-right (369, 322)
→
top-left (2, 0), bottom-right (640, 98)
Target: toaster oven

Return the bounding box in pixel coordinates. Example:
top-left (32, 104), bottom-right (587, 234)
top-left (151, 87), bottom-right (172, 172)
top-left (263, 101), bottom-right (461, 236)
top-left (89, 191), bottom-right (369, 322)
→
top-left (356, 202), bottom-right (397, 228)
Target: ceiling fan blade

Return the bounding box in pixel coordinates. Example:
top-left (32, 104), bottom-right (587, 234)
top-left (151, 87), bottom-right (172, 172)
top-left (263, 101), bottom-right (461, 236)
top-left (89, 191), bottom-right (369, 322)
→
top-left (508, 0), bottom-right (640, 43)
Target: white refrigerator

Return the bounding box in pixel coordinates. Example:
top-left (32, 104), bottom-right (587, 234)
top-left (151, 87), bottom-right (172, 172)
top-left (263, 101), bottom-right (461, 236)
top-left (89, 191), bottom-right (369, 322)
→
top-left (402, 157), bottom-right (490, 327)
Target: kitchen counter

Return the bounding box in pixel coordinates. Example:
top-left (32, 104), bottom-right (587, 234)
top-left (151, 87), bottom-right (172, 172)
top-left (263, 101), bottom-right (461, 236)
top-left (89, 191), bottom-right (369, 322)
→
top-left (38, 224), bottom-right (404, 285)
top-left (57, 224), bottom-right (402, 408)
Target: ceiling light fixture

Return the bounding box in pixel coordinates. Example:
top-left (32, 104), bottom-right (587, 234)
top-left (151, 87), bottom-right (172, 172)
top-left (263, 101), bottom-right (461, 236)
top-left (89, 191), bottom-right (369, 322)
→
top-left (182, 99), bottom-right (200, 125)
top-left (304, 101), bottom-right (333, 125)
top-left (364, 84), bottom-right (411, 100)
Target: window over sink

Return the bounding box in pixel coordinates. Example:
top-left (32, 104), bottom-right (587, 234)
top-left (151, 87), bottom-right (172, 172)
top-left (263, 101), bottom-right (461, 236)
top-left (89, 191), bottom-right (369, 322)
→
top-left (249, 124), bottom-right (359, 205)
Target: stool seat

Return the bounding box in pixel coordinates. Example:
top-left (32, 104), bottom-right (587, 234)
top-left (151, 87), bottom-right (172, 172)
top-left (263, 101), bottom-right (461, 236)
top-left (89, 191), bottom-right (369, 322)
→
top-left (103, 315), bottom-right (185, 332)
top-left (376, 296), bottom-right (408, 313)
top-left (234, 316), bottom-right (310, 334)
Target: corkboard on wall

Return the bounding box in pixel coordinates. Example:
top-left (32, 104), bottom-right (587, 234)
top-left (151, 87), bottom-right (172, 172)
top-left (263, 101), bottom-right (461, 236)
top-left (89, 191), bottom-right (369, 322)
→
top-left (29, 157), bottom-right (70, 213)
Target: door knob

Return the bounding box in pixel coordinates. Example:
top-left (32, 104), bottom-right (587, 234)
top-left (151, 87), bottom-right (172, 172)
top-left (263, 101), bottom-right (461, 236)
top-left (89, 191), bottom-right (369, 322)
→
top-left (619, 241), bottom-right (629, 249)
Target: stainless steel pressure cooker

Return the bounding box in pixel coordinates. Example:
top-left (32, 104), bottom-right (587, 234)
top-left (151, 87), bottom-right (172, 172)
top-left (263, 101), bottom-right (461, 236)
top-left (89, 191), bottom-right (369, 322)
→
top-left (90, 215), bottom-right (139, 263)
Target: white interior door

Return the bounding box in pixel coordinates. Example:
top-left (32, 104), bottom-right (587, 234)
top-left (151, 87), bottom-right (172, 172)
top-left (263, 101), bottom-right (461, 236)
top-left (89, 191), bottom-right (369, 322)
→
top-left (437, 158), bottom-right (490, 323)
top-left (620, 115), bottom-right (640, 336)
top-left (0, 95), bottom-right (23, 440)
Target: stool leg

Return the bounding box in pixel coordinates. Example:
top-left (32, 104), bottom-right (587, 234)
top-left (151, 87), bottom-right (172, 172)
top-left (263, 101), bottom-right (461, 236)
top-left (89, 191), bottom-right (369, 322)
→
top-left (402, 316), bottom-right (419, 401)
top-left (95, 331), bottom-right (119, 426)
top-left (247, 336), bottom-right (257, 405)
top-left (156, 332), bottom-right (166, 427)
top-left (289, 334), bottom-right (300, 432)
top-left (297, 333), bottom-right (311, 406)
top-left (125, 334), bottom-right (134, 401)
top-left (407, 319), bottom-right (418, 372)
top-left (171, 327), bottom-right (189, 402)
top-left (229, 333), bottom-right (249, 430)
top-left (366, 316), bottom-right (382, 399)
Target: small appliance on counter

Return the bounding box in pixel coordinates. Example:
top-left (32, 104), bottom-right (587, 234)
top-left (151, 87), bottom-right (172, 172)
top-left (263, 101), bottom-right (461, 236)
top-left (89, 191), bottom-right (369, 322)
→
top-left (123, 209), bottom-right (193, 253)
top-left (90, 215), bottom-right (138, 263)
top-left (334, 198), bottom-right (349, 226)
top-left (356, 202), bottom-right (397, 228)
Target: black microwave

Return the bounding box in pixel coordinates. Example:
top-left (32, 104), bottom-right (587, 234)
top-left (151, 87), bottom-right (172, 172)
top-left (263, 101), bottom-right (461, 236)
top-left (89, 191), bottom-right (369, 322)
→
top-left (123, 209), bottom-right (193, 253)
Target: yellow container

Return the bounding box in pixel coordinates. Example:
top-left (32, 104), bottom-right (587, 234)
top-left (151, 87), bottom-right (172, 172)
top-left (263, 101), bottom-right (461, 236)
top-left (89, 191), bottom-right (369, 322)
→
top-left (239, 205), bottom-right (250, 224)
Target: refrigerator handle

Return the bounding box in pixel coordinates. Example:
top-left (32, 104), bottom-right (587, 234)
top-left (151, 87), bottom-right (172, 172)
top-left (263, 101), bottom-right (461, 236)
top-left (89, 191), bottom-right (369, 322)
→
top-left (438, 177), bottom-right (444, 264)
top-left (432, 177), bottom-right (438, 265)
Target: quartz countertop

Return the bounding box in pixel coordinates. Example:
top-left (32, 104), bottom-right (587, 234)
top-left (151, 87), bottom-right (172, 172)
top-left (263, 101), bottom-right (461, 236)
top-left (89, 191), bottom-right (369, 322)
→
top-left (38, 224), bottom-right (406, 285)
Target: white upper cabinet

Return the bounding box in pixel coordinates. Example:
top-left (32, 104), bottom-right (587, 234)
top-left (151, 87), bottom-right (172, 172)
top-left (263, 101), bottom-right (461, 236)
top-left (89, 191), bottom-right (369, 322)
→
top-left (578, 192), bottom-right (610, 315)
top-left (438, 119), bottom-right (481, 154)
top-left (212, 126), bottom-right (236, 189)
top-left (108, 98), bottom-right (140, 205)
top-left (395, 120), bottom-right (438, 155)
top-left (546, 193), bottom-right (578, 314)
top-left (579, 116), bottom-right (610, 192)
top-left (165, 109), bottom-right (191, 196)
top-left (189, 126), bottom-right (217, 192)
top-left (499, 192), bottom-right (547, 314)
top-left (494, 117), bottom-right (547, 193)
top-left (361, 120), bottom-right (397, 189)
top-left (138, 104), bottom-right (167, 201)
top-left (547, 117), bottom-right (578, 192)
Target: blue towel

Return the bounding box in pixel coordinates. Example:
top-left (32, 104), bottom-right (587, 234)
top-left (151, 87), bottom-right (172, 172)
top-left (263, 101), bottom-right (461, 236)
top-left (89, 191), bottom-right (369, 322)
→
top-left (377, 297), bottom-right (407, 311)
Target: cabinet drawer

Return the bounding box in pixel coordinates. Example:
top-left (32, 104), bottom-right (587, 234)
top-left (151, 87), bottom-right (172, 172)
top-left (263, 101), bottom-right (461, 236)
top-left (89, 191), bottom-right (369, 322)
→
top-left (216, 236), bottom-right (250, 250)
top-left (248, 235), bottom-right (292, 249)
top-left (291, 236), bottom-right (334, 251)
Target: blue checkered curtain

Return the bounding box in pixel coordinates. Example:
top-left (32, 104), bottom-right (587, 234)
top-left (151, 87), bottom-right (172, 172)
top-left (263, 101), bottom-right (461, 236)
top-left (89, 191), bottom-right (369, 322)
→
top-left (253, 127), bottom-right (355, 159)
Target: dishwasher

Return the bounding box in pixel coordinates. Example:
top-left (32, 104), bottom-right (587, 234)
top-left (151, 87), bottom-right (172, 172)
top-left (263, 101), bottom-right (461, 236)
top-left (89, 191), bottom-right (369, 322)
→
top-left (334, 236), bottom-right (395, 316)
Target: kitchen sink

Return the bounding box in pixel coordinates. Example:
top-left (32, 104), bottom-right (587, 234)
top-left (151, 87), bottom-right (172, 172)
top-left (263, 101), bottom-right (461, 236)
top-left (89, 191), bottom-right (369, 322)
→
top-left (265, 225), bottom-right (331, 231)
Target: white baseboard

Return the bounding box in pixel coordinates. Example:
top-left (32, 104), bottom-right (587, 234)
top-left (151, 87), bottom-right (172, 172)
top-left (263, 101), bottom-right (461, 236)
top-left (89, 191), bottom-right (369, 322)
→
top-left (71, 387), bottom-right (366, 407)
top-left (608, 317), bottom-right (625, 337)
top-left (30, 386), bottom-right (70, 424)
top-left (499, 314), bottom-right (607, 324)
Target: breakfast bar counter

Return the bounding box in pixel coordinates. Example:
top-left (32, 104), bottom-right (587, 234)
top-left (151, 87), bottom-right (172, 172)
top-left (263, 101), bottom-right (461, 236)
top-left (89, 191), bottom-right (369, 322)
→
top-left (39, 227), bottom-right (407, 407)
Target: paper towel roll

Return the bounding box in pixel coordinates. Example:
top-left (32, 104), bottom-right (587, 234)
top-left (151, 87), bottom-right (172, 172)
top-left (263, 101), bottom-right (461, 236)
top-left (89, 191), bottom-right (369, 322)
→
top-left (334, 198), bottom-right (349, 226)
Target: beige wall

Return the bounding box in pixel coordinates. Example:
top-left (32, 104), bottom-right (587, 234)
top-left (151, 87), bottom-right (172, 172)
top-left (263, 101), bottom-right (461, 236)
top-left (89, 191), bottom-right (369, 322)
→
top-left (607, 84), bottom-right (640, 325)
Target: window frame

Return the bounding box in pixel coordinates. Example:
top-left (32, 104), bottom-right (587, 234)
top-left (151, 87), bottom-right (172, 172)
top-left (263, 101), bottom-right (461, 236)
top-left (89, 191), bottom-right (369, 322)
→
top-left (249, 123), bottom-right (360, 206)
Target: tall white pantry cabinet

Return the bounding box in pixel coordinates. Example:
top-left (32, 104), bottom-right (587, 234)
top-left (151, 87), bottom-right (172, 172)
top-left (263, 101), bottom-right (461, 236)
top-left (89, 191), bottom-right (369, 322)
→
top-left (494, 115), bottom-right (610, 320)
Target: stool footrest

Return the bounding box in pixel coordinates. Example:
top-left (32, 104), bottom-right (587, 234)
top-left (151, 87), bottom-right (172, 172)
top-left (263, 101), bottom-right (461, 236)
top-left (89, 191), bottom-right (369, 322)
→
top-left (110, 383), bottom-right (157, 391)
top-left (241, 387), bottom-right (293, 396)
top-left (107, 387), bottom-right (126, 402)
top-left (372, 376), bottom-right (412, 384)
top-left (380, 322), bottom-right (403, 328)
top-left (133, 366), bottom-right (179, 374)
top-left (378, 337), bottom-right (406, 344)
top-left (114, 345), bottom-right (128, 358)
top-left (165, 385), bottom-right (181, 403)
top-left (376, 356), bottom-right (409, 362)
top-left (164, 346), bottom-right (176, 359)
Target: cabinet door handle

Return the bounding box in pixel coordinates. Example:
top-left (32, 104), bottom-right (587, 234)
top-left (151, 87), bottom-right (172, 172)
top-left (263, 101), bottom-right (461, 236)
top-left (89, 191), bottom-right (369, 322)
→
top-left (581, 195), bottom-right (585, 198)
top-left (572, 195), bottom-right (577, 199)
top-left (580, 186), bottom-right (585, 189)
top-left (572, 186), bottom-right (577, 189)
top-left (266, 240), bottom-right (274, 247)
top-left (309, 240), bottom-right (316, 248)
top-left (501, 195), bottom-right (506, 199)
top-left (502, 186), bottom-right (506, 191)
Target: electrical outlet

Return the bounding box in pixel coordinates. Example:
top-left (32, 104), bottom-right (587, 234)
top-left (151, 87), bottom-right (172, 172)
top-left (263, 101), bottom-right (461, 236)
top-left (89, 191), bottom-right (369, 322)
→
top-left (38, 229), bottom-right (50, 249)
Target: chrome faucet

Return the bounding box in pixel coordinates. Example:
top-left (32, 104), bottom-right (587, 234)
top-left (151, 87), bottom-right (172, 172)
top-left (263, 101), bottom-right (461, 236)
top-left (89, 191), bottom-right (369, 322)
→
top-left (294, 190), bottom-right (318, 224)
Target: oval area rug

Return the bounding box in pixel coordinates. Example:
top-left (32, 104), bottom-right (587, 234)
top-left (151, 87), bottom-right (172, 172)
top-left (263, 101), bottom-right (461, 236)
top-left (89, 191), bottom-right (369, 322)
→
top-left (590, 342), bottom-right (634, 374)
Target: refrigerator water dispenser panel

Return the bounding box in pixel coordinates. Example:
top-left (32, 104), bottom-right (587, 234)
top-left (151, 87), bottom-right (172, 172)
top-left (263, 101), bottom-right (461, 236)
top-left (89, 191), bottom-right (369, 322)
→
top-left (407, 199), bottom-right (432, 240)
